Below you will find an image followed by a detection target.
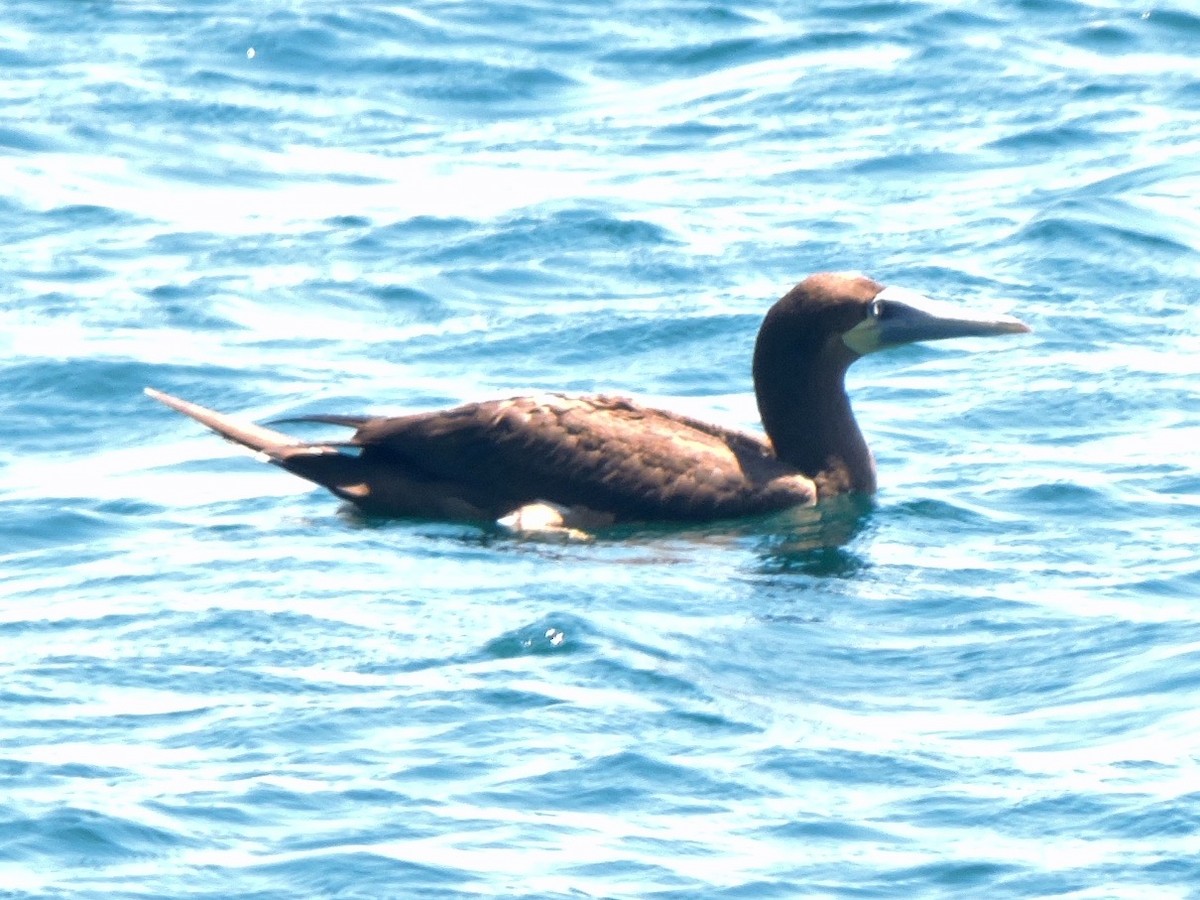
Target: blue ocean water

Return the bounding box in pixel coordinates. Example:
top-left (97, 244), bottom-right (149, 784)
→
top-left (3, 0), bottom-right (1200, 896)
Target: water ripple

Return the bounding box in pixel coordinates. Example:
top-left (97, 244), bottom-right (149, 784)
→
top-left (3, 0), bottom-right (1200, 897)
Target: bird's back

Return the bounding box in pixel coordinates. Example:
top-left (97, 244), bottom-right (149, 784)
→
top-left (345, 393), bottom-right (816, 521)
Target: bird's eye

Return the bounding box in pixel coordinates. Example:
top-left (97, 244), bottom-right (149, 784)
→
top-left (870, 299), bottom-right (886, 319)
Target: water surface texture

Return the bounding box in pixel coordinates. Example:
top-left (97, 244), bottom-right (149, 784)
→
top-left (3, 1), bottom-right (1200, 897)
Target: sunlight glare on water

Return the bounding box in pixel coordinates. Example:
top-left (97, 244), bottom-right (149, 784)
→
top-left (2, 1), bottom-right (1200, 898)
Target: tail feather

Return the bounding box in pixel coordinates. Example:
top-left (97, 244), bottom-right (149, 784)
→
top-left (145, 387), bottom-right (300, 457)
top-left (268, 413), bottom-right (372, 428)
top-left (146, 386), bottom-right (383, 503)
top-left (146, 387), bottom-right (447, 514)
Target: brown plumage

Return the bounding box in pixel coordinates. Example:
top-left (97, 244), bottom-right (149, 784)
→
top-left (146, 273), bottom-right (1029, 526)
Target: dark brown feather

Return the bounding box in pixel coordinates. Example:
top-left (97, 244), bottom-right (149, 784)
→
top-left (337, 394), bottom-right (815, 520)
top-left (145, 272), bottom-right (1028, 526)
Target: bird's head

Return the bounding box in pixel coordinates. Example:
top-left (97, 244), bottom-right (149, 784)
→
top-left (759, 272), bottom-right (1030, 367)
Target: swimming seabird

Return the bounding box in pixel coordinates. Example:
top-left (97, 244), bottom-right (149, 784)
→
top-left (146, 273), bottom-right (1028, 531)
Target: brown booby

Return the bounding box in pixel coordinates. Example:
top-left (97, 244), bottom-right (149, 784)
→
top-left (146, 273), bottom-right (1028, 532)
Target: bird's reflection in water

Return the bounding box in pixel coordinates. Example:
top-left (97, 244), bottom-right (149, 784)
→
top-left (753, 494), bottom-right (873, 575)
top-left (337, 491), bottom-right (873, 577)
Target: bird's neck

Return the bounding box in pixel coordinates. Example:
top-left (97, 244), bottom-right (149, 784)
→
top-left (753, 339), bottom-right (876, 497)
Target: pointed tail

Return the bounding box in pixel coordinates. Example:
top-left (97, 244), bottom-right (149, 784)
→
top-left (145, 387), bottom-right (373, 503)
top-left (144, 387), bottom-right (302, 457)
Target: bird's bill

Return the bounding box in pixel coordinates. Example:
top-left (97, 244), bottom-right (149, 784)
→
top-left (842, 284), bottom-right (1030, 355)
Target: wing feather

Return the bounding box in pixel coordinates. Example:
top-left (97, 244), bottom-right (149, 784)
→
top-left (350, 394), bottom-right (812, 519)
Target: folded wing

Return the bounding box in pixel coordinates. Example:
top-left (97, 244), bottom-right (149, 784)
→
top-left (346, 394), bottom-right (814, 520)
